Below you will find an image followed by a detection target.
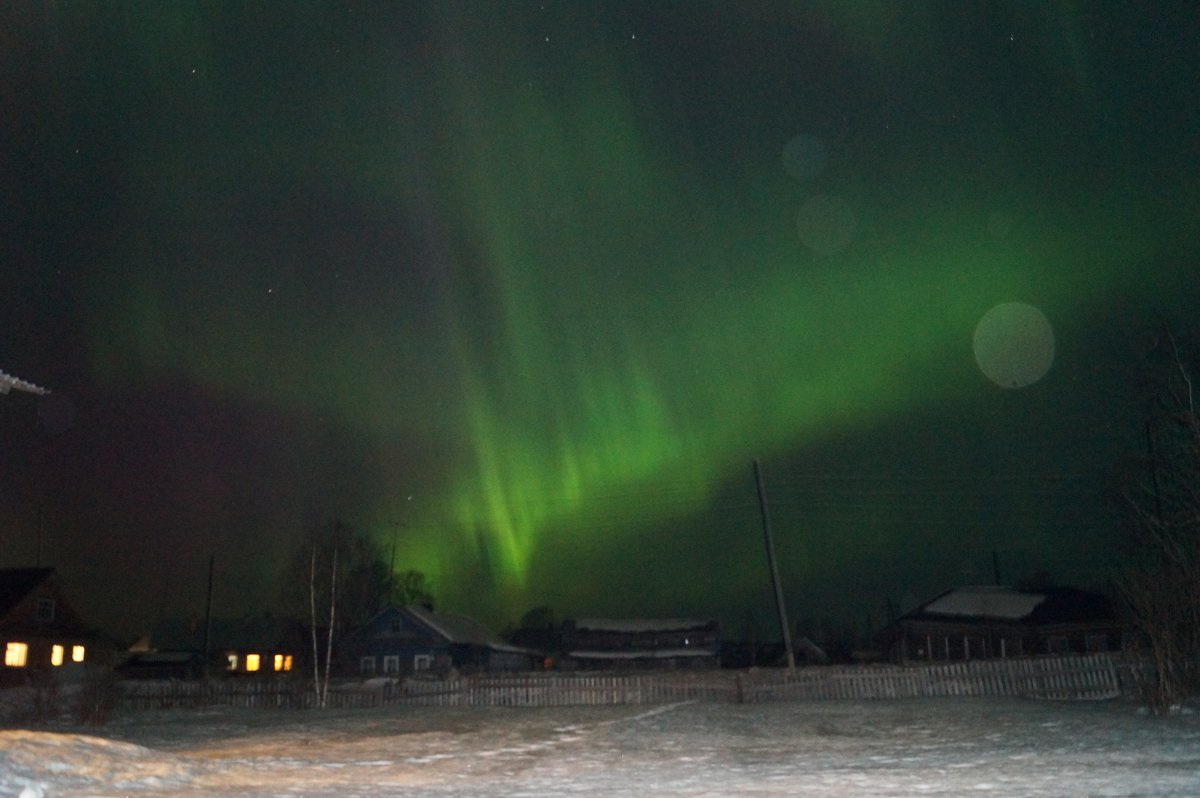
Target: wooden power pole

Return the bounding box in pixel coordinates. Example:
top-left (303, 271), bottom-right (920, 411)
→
top-left (754, 459), bottom-right (795, 669)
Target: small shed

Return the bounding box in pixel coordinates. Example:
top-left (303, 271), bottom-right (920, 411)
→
top-left (880, 585), bottom-right (1122, 664)
top-left (561, 618), bottom-right (721, 670)
top-left (344, 605), bottom-right (536, 676)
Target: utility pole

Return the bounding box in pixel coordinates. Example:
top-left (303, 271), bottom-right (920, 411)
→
top-left (388, 523), bottom-right (399, 606)
top-left (754, 459), bottom-right (795, 670)
top-left (203, 554), bottom-right (215, 675)
top-left (35, 504), bottom-right (43, 567)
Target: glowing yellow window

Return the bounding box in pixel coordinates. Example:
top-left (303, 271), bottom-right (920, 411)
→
top-left (273, 653), bottom-right (284, 672)
top-left (71, 645), bottom-right (85, 663)
top-left (245, 653), bottom-right (261, 672)
top-left (283, 654), bottom-right (293, 672)
top-left (51, 645), bottom-right (65, 666)
top-left (5, 642), bottom-right (28, 667)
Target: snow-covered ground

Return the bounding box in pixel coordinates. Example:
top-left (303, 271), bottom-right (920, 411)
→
top-left (3, 696), bottom-right (1199, 797)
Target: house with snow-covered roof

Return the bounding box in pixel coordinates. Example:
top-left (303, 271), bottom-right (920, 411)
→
top-left (879, 585), bottom-right (1123, 665)
top-left (561, 618), bottom-right (720, 670)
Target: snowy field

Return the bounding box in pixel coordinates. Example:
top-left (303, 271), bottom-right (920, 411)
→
top-left (3, 697), bottom-right (1200, 797)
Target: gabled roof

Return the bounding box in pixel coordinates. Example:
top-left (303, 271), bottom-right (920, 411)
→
top-left (0, 369), bottom-right (49, 395)
top-left (571, 618), bottom-right (717, 633)
top-left (569, 647), bottom-right (716, 661)
top-left (149, 615), bottom-right (303, 652)
top-left (354, 605), bottom-right (531, 654)
top-left (404, 605), bottom-right (500, 646)
top-left (0, 567), bottom-right (55, 618)
top-left (921, 586), bottom-right (1045, 620)
top-left (902, 585), bottom-right (1116, 625)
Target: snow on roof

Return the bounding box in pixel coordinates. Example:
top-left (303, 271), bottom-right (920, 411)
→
top-left (0, 369), bottom-right (49, 395)
top-left (568, 648), bottom-right (717, 660)
top-left (922, 586), bottom-right (1047, 620)
top-left (404, 605), bottom-right (498, 646)
top-left (573, 618), bottom-right (714, 633)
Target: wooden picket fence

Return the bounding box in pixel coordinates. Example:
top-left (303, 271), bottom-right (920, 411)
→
top-left (737, 653), bottom-right (1123, 703)
top-left (117, 653), bottom-right (1125, 711)
top-left (391, 672), bottom-right (738, 707)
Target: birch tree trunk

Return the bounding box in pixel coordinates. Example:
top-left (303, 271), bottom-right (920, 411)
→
top-left (309, 538), bottom-right (322, 707)
top-left (322, 522), bottom-right (340, 708)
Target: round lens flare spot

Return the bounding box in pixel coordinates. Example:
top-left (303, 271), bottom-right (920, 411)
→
top-left (973, 302), bottom-right (1055, 389)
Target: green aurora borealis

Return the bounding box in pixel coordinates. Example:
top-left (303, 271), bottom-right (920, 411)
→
top-left (2, 2), bottom-right (1198, 638)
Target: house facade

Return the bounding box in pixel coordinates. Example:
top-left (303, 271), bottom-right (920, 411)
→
top-left (561, 618), bottom-right (721, 670)
top-left (0, 567), bottom-right (113, 683)
top-left (343, 604), bottom-right (535, 677)
top-left (133, 614), bottom-right (305, 678)
top-left (880, 585), bottom-right (1123, 665)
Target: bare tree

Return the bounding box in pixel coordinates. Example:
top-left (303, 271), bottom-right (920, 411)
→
top-left (389, 569), bottom-right (435, 608)
top-left (1115, 326), bottom-right (1200, 713)
top-left (301, 520), bottom-right (348, 708)
top-left (281, 521), bottom-right (391, 629)
top-left (281, 520), bottom-right (430, 706)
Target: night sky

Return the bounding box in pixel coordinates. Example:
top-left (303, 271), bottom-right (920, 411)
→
top-left (2, 2), bottom-right (1198, 642)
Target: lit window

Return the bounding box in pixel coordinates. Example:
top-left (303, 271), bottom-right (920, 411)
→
top-left (283, 655), bottom-right (293, 672)
top-left (245, 653), bottom-right (261, 672)
top-left (226, 653), bottom-right (239, 671)
top-left (274, 654), bottom-right (284, 672)
top-left (51, 645), bottom-right (65, 666)
top-left (5, 642), bottom-right (28, 667)
top-left (71, 645), bottom-right (85, 663)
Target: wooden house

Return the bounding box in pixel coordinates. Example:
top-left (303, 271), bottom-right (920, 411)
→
top-left (561, 618), bottom-right (721, 670)
top-left (879, 585), bottom-right (1123, 664)
top-left (0, 567), bottom-right (114, 683)
top-left (134, 613), bottom-right (306, 677)
top-left (343, 604), bottom-right (536, 676)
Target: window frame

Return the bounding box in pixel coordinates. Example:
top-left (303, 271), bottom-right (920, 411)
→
top-left (36, 597), bottom-right (56, 622)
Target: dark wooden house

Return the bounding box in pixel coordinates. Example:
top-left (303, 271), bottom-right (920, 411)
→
top-left (0, 567), bottom-right (114, 683)
top-left (561, 618), bottom-right (721, 670)
top-left (131, 614), bottom-right (306, 677)
top-left (879, 585), bottom-right (1123, 664)
top-left (343, 604), bottom-right (536, 676)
